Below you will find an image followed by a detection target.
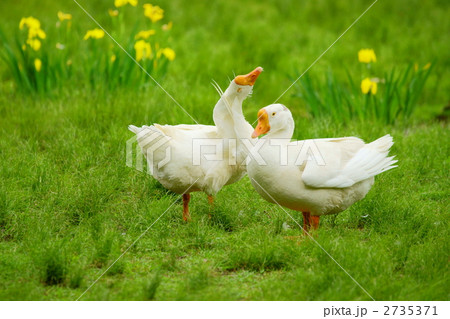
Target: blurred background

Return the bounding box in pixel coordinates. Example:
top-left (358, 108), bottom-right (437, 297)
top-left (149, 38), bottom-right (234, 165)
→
top-left (1, 0), bottom-right (448, 124)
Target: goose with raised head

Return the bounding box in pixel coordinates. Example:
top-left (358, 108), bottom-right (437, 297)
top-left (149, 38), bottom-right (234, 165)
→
top-left (129, 67), bottom-right (263, 221)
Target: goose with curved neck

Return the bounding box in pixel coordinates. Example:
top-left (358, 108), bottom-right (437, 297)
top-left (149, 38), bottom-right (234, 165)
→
top-left (128, 67), bottom-right (263, 221)
top-left (247, 103), bottom-right (397, 232)
top-left (213, 68), bottom-right (261, 139)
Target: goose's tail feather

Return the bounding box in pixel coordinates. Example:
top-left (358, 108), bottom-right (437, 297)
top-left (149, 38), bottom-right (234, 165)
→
top-left (128, 125), bottom-right (170, 150)
top-left (342, 134), bottom-right (398, 185)
top-left (128, 125), bottom-right (140, 134)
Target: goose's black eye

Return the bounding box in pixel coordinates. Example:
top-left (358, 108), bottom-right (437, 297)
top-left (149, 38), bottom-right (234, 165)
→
top-left (272, 112), bottom-right (276, 116)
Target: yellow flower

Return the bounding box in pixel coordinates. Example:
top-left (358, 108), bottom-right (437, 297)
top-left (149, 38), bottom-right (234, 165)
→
top-left (26, 38), bottom-right (41, 51)
top-left (19, 17), bottom-right (41, 30)
top-left (20, 16), bottom-right (46, 41)
top-left (109, 9), bottom-right (119, 17)
top-left (58, 11), bottom-right (72, 21)
top-left (115, 0), bottom-right (138, 8)
top-left (115, 0), bottom-right (126, 7)
top-left (423, 62), bottom-right (431, 70)
top-left (37, 29), bottom-right (46, 39)
top-left (358, 49), bottom-right (376, 63)
top-left (83, 28), bottom-right (105, 40)
top-left (162, 21), bottom-right (172, 31)
top-left (361, 78), bottom-right (377, 95)
top-left (135, 29), bottom-right (156, 40)
top-left (143, 4), bottom-right (164, 23)
top-left (161, 48), bottom-right (175, 61)
top-left (28, 27), bottom-right (46, 39)
top-left (34, 58), bottom-right (42, 72)
top-left (134, 40), bottom-right (152, 61)
top-left (111, 54), bottom-right (117, 62)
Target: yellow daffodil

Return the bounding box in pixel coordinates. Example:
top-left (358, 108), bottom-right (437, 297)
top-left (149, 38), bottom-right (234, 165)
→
top-left (115, 0), bottom-right (138, 8)
top-left (358, 49), bottom-right (376, 63)
top-left (361, 78), bottom-right (377, 95)
top-left (143, 4), bottom-right (164, 23)
top-left (161, 48), bottom-right (175, 61)
top-left (58, 11), bottom-right (72, 21)
top-left (83, 28), bottom-right (105, 40)
top-left (135, 29), bottom-right (156, 40)
top-left (162, 21), bottom-right (172, 31)
top-left (26, 38), bottom-right (41, 51)
top-left (134, 40), bottom-right (152, 61)
top-left (109, 9), bottom-right (119, 17)
top-left (20, 16), bottom-right (46, 43)
top-left (111, 54), bottom-right (117, 62)
top-left (19, 17), bottom-right (41, 30)
top-left (28, 27), bottom-right (46, 39)
top-left (34, 58), bottom-right (42, 72)
top-left (115, 0), bottom-right (127, 7)
top-left (38, 29), bottom-right (46, 39)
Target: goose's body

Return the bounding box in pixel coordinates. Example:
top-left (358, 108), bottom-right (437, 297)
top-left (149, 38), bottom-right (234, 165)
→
top-left (247, 104), bottom-right (397, 230)
top-left (129, 122), bottom-right (248, 195)
top-left (129, 68), bottom-right (262, 220)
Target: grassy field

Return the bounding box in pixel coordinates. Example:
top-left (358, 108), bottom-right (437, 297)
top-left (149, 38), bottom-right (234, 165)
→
top-left (0, 0), bottom-right (449, 300)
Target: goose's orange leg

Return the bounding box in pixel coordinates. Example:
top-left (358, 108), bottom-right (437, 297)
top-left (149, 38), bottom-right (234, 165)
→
top-left (311, 215), bottom-right (320, 230)
top-left (207, 195), bottom-right (214, 219)
top-left (208, 195), bottom-right (214, 208)
top-left (302, 212), bottom-right (311, 234)
top-left (182, 193), bottom-right (191, 222)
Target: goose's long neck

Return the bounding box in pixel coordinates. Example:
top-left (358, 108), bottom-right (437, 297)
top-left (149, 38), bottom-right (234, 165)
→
top-left (213, 81), bottom-right (252, 137)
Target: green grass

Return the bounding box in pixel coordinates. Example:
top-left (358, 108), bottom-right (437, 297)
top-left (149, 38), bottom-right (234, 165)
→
top-left (0, 0), bottom-right (449, 300)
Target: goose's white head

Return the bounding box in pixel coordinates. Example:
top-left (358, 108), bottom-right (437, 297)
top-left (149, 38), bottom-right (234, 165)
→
top-left (251, 104), bottom-right (294, 138)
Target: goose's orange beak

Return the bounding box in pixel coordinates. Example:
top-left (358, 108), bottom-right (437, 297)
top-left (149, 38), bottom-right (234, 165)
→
top-left (252, 109), bottom-right (270, 138)
top-left (234, 67), bottom-right (263, 86)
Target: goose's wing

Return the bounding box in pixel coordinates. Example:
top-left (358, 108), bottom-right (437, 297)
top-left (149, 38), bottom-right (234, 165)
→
top-left (128, 124), bottom-right (220, 163)
top-left (301, 135), bottom-right (397, 188)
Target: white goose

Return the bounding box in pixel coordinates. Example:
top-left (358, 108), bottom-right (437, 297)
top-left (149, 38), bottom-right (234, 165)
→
top-left (129, 67), bottom-right (262, 221)
top-left (247, 104), bottom-right (397, 231)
